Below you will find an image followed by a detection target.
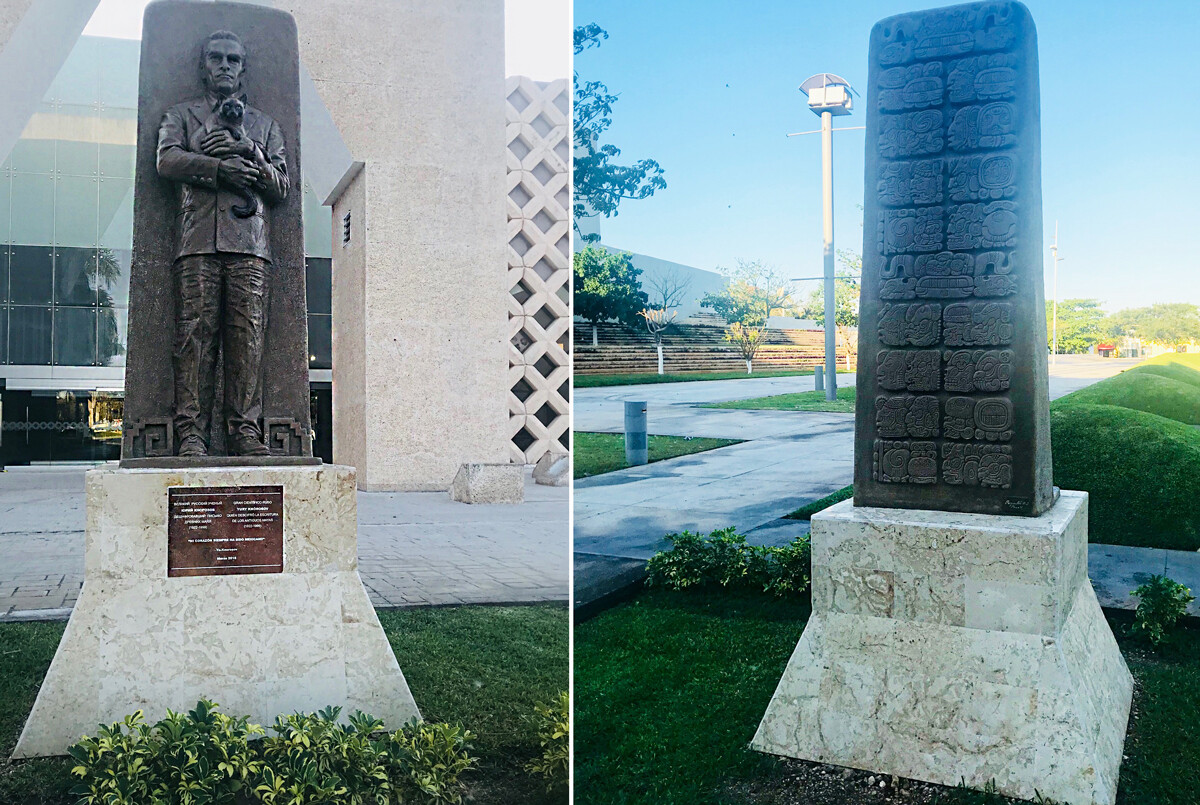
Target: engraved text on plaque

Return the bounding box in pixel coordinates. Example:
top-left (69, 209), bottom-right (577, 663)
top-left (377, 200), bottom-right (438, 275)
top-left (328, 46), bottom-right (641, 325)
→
top-left (167, 485), bottom-right (284, 576)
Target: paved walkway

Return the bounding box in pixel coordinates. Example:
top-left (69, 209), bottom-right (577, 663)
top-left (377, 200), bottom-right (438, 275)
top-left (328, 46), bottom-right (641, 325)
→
top-left (574, 355), bottom-right (1172, 609)
top-left (1, 467), bottom-right (567, 621)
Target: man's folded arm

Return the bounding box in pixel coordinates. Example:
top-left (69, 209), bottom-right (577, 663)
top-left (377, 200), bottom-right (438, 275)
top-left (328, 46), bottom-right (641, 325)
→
top-left (254, 119), bottom-right (289, 204)
top-left (156, 107), bottom-right (221, 188)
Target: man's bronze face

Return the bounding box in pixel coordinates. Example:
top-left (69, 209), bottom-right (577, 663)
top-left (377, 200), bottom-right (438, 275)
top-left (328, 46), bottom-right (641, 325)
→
top-left (203, 38), bottom-right (244, 97)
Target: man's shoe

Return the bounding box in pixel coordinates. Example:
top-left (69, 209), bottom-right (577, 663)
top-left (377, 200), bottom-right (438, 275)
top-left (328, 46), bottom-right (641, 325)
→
top-left (178, 435), bottom-right (208, 457)
top-left (229, 434), bottom-right (270, 457)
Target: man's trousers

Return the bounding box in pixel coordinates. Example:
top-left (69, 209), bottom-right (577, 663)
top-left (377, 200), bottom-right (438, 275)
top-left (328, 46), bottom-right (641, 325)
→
top-left (172, 253), bottom-right (269, 446)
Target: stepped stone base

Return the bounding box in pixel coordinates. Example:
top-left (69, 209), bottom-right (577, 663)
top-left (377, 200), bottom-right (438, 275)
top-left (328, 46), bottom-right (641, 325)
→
top-left (752, 492), bottom-right (1132, 805)
top-left (14, 465), bottom-right (419, 758)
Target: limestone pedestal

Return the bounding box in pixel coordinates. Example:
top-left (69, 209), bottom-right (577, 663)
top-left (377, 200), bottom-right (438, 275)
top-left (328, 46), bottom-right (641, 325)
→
top-left (752, 492), bottom-right (1132, 805)
top-left (14, 464), bottom-right (419, 758)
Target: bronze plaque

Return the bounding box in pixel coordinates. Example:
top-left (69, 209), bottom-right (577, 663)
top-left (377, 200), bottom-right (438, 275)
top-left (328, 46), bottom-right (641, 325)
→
top-left (167, 485), bottom-right (283, 577)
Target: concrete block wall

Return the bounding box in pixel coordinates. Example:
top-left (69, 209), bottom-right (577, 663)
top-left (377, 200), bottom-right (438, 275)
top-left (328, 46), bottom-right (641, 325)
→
top-left (505, 76), bottom-right (569, 464)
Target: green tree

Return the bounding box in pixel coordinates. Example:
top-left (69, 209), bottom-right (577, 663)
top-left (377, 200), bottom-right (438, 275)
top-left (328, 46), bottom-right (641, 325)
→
top-left (1045, 298), bottom-right (1106, 354)
top-left (700, 260), bottom-right (796, 374)
top-left (573, 246), bottom-right (647, 346)
top-left (1108, 303), bottom-right (1200, 349)
top-left (573, 24), bottom-right (666, 242)
top-left (799, 250), bottom-right (861, 368)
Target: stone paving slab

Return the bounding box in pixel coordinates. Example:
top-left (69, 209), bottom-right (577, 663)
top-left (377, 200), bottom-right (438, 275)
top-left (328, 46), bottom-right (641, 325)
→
top-left (0, 467), bottom-right (567, 621)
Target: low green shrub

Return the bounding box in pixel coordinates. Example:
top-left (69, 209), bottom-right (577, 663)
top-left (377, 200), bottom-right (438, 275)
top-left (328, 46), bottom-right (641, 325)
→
top-left (68, 699), bottom-right (477, 805)
top-left (524, 690), bottom-right (568, 794)
top-left (645, 527), bottom-right (810, 597)
top-left (1130, 575), bottom-right (1195, 646)
top-left (68, 700), bottom-right (263, 805)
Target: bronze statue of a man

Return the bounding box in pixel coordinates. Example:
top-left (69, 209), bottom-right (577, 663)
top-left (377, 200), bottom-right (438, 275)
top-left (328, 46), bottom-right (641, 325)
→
top-left (156, 30), bottom-right (289, 457)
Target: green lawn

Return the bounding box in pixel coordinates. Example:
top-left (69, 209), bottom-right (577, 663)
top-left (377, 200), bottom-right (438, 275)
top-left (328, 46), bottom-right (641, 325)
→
top-left (575, 590), bottom-right (1200, 805)
top-left (702, 386), bottom-right (856, 413)
top-left (575, 370), bottom-right (855, 388)
top-left (0, 604), bottom-right (568, 805)
top-left (785, 485), bottom-right (854, 520)
top-left (575, 591), bottom-right (806, 804)
top-left (574, 431), bottom-right (743, 479)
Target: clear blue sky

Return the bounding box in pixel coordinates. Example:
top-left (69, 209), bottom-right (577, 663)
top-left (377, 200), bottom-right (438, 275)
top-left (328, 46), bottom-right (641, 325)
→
top-left (575, 0), bottom-right (1200, 311)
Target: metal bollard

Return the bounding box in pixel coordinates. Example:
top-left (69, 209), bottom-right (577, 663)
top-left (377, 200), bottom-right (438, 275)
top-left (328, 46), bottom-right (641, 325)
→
top-left (624, 401), bottom-right (648, 466)
top-left (814, 365), bottom-right (824, 392)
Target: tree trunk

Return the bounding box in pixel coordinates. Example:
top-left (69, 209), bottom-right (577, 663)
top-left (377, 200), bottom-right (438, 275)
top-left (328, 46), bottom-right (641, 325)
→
top-left (746, 359), bottom-right (752, 375)
top-left (592, 325), bottom-right (598, 346)
top-left (657, 343), bottom-right (664, 375)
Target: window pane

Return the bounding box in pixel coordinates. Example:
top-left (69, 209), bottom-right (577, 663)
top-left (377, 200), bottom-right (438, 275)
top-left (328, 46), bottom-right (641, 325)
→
top-left (98, 38), bottom-right (139, 109)
top-left (10, 173), bottom-right (54, 244)
top-left (0, 248), bottom-right (9, 303)
top-left (54, 175), bottom-right (98, 247)
top-left (9, 306), bottom-right (51, 364)
top-left (98, 306), bottom-right (127, 367)
top-left (98, 178), bottom-right (133, 249)
top-left (56, 140), bottom-right (99, 177)
top-left (0, 172), bottom-right (10, 244)
top-left (0, 306), bottom-right (8, 363)
top-left (10, 245), bottom-right (53, 304)
top-left (53, 306), bottom-right (97, 366)
top-left (305, 258), bottom-right (331, 314)
top-left (307, 314), bottom-right (331, 370)
top-left (97, 248), bottom-right (130, 307)
top-left (49, 37), bottom-right (100, 107)
top-left (9, 138), bottom-right (55, 174)
top-left (303, 180), bottom-right (332, 257)
top-left (98, 143), bottom-right (135, 180)
top-left (54, 247), bottom-right (97, 305)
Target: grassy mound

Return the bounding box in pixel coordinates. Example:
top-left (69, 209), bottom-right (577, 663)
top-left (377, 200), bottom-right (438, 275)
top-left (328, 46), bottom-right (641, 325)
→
top-left (1050, 403), bottom-right (1200, 550)
top-left (1124, 361), bottom-right (1200, 390)
top-left (1056, 370), bottom-right (1200, 424)
top-left (1140, 352), bottom-right (1200, 372)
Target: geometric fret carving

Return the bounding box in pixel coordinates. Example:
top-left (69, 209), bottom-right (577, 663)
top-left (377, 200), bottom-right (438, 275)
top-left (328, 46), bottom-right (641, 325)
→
top-left (506, 76), bottom-right (570, 464)
top-left (122, 417), bottom-right (174, 458)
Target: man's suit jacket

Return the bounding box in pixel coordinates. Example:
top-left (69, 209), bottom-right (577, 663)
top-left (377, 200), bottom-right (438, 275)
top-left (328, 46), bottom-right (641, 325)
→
top-left (156, 94), bottom-right (289, 262)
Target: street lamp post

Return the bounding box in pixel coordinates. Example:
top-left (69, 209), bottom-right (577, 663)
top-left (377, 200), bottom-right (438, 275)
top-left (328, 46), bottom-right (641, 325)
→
top-left (1049, 221), bottom-right (1064, 366)
top-left (794, 74), bottom-right (858, 402)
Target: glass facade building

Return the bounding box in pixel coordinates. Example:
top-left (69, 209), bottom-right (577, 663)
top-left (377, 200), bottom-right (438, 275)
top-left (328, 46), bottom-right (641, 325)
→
top-left (0, 35), bottom-right (333, 464)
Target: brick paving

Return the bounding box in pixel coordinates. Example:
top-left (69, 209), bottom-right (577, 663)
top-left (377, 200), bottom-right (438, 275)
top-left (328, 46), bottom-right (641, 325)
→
top-left (0, 467), bottom-right (567, 621)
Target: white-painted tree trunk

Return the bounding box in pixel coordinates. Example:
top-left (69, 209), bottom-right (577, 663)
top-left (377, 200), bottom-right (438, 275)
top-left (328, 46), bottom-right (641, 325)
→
top-left (592, 325), bottom-right (598, 346)
top-left (657, 343), bottom-right (664, 375)
top-left (746, 359), bottom-right (753, 375)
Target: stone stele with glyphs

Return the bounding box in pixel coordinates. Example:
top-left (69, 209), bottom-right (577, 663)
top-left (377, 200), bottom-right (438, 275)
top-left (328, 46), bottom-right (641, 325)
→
top-left (753, 5), bottom-right (1133, 805)
top-left (851, 0), bottom-right (1053, 516)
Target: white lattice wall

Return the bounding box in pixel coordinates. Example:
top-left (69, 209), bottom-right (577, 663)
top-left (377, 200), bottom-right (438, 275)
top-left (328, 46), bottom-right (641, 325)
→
top-left (506, 76), bottom-right (570, 465)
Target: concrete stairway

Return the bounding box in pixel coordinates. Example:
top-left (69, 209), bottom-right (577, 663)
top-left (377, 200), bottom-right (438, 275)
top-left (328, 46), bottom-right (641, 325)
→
top-left (573, 322), bottom-right (854, 375)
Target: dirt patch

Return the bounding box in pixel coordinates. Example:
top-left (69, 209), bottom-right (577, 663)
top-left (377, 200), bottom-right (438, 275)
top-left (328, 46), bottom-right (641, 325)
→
top-left (725, 759), bottom-right (1037, 804)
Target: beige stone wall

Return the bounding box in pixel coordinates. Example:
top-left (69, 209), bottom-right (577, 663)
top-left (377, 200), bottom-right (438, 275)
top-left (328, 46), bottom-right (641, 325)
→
top-left (284, 0), bottom-right (510, 490)
top-left (506, 76), bottom-right (570, 464)
top-left (330, 167), bottom-right (367, 473)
